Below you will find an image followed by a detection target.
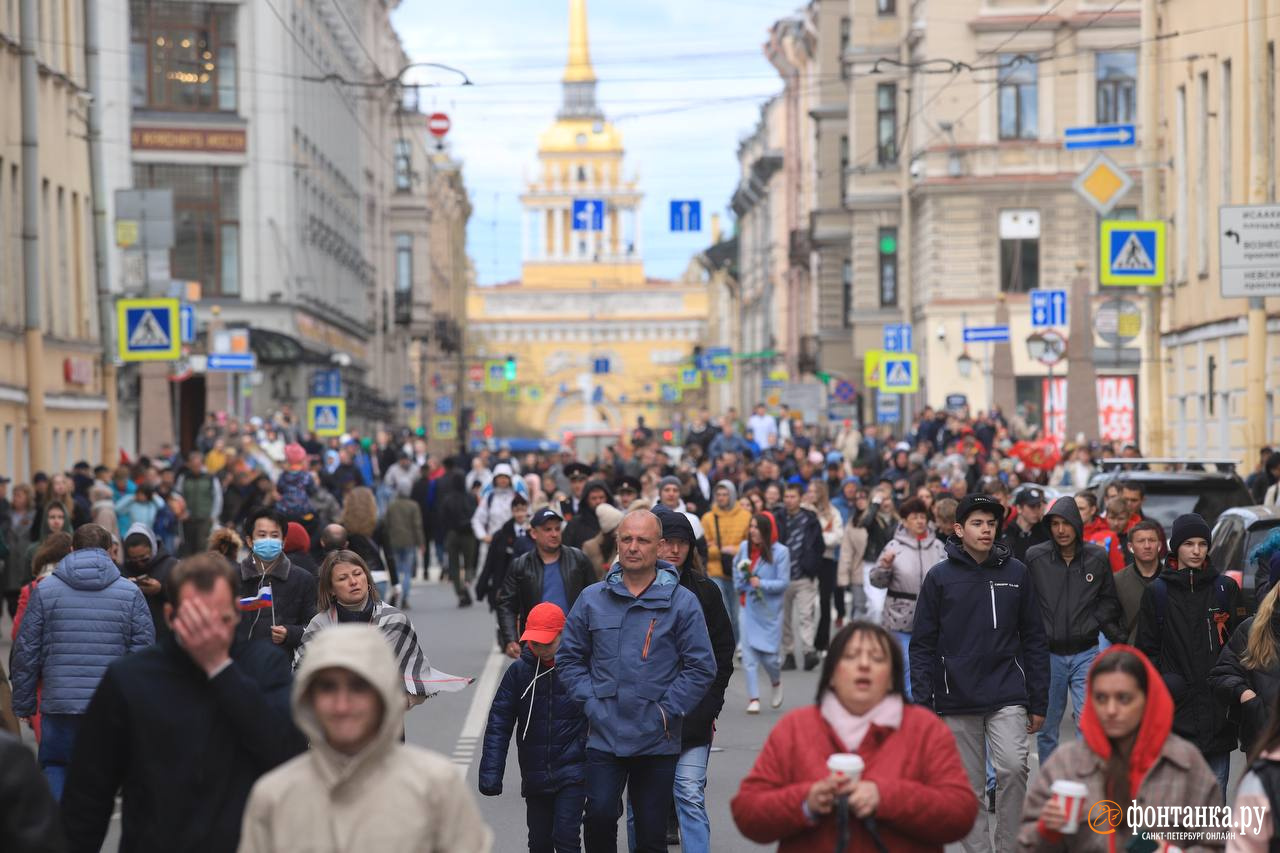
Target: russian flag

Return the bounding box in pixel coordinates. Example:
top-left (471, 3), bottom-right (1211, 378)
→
top-left (237, 585), bottom-right (273, 612)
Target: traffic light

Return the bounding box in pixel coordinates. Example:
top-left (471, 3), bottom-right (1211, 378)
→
top-left (483, 423), bottom-right (494, 438)
top-left (662, 429), bottom-right (674, 442)
top-left (503, 354), bottom-right (517, 382)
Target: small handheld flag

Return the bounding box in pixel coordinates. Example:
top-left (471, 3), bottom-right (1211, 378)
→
top-left (237, 585), bottom-right (273, 612)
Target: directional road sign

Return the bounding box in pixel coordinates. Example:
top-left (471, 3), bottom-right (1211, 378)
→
top-left (1100, 220), bottom-right (1166, 286)
top-left (207, 353), bottom-right (257, 372)
top-left (435, 396), bottom-right (453, 415)
top-left (308, 398), bottom-right (346, 437)
top-left (311, 369), bottom-right (343, 399)
top-left (669, 200), bottom-right (701, 232)
top-left (179, 304), bottom-right (195, 344)
top-left (1031, 289), bottom-right (1068, 327)
top-left (883, 323), bottom-right (913, 353)
top-left (879, 353), bottom-right (919, 394)
top-left (117, 297), bottom-right (180, 362)
top-left (1219, 204), bottom-right (1280, 297)
top-left (963, 325), bottom-right (1011, 344)
top-left (402, 384), bottom-right (418, 410)
top-left (572, 199), bottom-right (604, 232)
top-left (593, 357), bottom-right (610, 375)
top-left (1064, 123), bottom-right (1136, 150)
top-left (876, 392), bottom-right (901, 424)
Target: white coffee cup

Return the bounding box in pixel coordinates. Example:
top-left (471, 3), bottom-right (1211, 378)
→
top-left (826, 753), bottom-right (865, 783)
top-left (1050, 780), bottom-right (1090, 834)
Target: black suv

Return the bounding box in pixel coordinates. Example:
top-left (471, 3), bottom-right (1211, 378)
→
top-left (1087, 458), bottom-right (1253, 530)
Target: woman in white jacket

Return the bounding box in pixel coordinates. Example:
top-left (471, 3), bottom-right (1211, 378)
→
top-left (868, 497), bottom-right (946, 701)
top-left (239, 624), bottom-right (493, 852)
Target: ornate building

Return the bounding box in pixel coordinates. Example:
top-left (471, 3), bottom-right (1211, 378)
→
top-left (467, 0), bottom-right (708, 440)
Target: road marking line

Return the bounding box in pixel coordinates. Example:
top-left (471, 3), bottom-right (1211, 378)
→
top-left (450, 649), bottom-right (506, 776)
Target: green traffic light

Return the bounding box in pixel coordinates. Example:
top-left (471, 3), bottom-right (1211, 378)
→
top-left (879, 234), bottom-right (897, 255)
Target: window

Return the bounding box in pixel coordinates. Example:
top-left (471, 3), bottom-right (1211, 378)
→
top-left (134, 164), bottom-right (239, 296)
top-left (839, 17), bottom-right (850, 80)
top-left (394, 233), bottom-right (413, 292)
top-left (998, 54), bottom-right (1037, 140)
top-left (130, 1), bottom-right (236, 112)
top-left (877, 0), bottom-right (895, 14)
top-left (877, 84), bottom-right (897, 165)
top-left (842, 258), bottom-right (853, 327)
top-left (394, 139), bottom-right (412, 191)
top-left (1096, 51), bottom-right (1137, 124)
top-left (839, 134), bottom-right (849, 174)
top-left (1197, 71), bottom-right (1209, 276)
top-left (878, 227), bottom-right (898, 307)
top-left (999, 210), bottom-right (1040, 293)
top-left (1221, 60), bottom-right (1232, 203)
top-left (576, 166), bottom-right (588, 182)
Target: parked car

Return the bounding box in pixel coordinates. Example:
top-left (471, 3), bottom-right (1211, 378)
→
top-left (1088, 458), bottom-right (1252, 530)
top-left (1210, 505), bottom-right (1280, 610)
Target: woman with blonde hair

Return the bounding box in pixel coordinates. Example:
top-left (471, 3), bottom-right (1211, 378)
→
top-left (339, 486), bottom-right (396, 601)
top-left (1210, 582), bottom-right (1280, 752)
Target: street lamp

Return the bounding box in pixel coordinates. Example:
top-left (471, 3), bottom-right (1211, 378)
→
top-left (956, 351), bottom-right (975, 378)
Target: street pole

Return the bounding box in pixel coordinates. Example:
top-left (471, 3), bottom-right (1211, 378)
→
top-left (1140, 0), bottom-right (1165, 455)
top-left (1245, 0), bottom-right (1270, 460)
top-left (20, 0), bottom-right (47, 472)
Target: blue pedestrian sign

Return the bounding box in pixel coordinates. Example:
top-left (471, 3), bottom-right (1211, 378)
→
top-left (572, 199), bottom-right (604, 232)
top-left (963, 325), bottom-right (1011, 344)
top-left (308, 398), bottom-right (345, 437)
top-left (207, 353), bottom-right (257, 372)
top-left (883, 323), bottom-right (913, 352)
top-left (311, 369), bottom-right (342, 398)
top-left (435, 396), bottom-right (453, 416)
top-left (117, 297), bottom-right (180, 362)
top-left (179, 304), bottom-right (195, 344)
top-left (669, 200), bottom-right (701, 232)
top-left (593, 357), bottom-right (610, 375)
top-left (1100, 220), bottom-right (1166, 286)
top-left (1064, 123), bottom-right (1136, 150)
top-left (879, 353), bottom-right (919, 394)
top-left (1030, 289), bottom-right (1068, 327)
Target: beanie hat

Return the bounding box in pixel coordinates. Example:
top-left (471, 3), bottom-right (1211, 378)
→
top-left (654, 506), bottom-right (696, 542)
top-left (284, 521), bottom-right (311, 554)
top-left (595, 502), bottom-right (624, 535)
top-left (1169, 513), bottom-right (1212, 554)
top-left (520, 602), bottom-right (566, 644)
top-left (284, 443), bottom-right (307, 466)
top-left (658, 475), bottom-right (682, 492)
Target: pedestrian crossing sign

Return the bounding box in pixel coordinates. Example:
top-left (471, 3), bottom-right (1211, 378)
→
top-left (307, 397), bottom-right (346, 437)
top-left (879, 353), bottom-right (919, 394)
top-left (707, 359), bottom-right (732, 384)
top-left (431, 415), bottom-right (457, 440)
top-left (117, 298), bottom-right (180, 362)
top-left (1100, 220), bottom-right (1166, 286)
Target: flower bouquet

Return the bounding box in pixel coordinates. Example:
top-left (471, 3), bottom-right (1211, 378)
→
top-left (736, 558), bottom-right (765, 603)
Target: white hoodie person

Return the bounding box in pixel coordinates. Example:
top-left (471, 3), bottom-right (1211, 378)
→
top-left (471, 463), bottom-right (530, 543)
top-left (238, 624), bottom-right (493, 852)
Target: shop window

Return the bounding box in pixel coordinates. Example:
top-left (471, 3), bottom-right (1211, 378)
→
top-left (133, 164), bottom-right (239, 296)
top-left (130, 1), bottom-right (236, 112)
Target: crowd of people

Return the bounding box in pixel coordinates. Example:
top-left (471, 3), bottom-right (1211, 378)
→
top-left (3, 401), bottom-right (1280, 851)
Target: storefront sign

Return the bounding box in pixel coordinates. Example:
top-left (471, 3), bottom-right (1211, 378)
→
top-left (131, 126), bottom-right (247, 153)
top-left (1040, 376), bottom-right (1137, 445)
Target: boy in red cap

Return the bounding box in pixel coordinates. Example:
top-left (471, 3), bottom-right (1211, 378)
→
top-left (479, 602), bottom-right (587, 851)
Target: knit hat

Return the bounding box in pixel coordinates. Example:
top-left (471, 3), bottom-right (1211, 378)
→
top-left (595, 502), bottom-right (624, 535)
top-left (654, 506), bottom-right (695, 542)
top-left (658, 475), bottom-right (682, 492)
top-left (284, 443), bottom-right (307, 466)
top-left (520, 602), bottom-right (566, 644)
top-left (1169, 513), bottom-right (1212, 554)
top-left (284, 521), bottom-right (310, 554)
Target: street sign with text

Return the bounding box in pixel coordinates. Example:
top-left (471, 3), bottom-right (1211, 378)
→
top-left (1219, 204), bottom-right (1280, 297)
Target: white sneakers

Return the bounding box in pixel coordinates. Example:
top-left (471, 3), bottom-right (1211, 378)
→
top-left (746, 699), bottom-right (761, 714)
top-left (771, 681), bottom-right (784, 709)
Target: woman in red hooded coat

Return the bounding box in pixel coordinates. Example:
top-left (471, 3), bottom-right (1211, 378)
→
top-left (1019, 645), bottom-right (1223, 851)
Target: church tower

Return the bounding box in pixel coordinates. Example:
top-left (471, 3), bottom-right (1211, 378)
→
top-left (520, 0), bottom-right (644, 288)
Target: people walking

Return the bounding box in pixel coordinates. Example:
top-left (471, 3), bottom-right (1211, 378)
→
top-left (1114, 520), bottom-right (1165, 643)
top-left (438, 470), bottom-right (479, 606)
top-left (175, 451), bottom-right (222, 557)
top-left (776, 483), bottom-right (823, 672)
top-left (237, 508), bottom-right (317, 654)
top-left (735, 513), bottom-right (790, 714)
top-left (702, 480), bottom-right (751, 645)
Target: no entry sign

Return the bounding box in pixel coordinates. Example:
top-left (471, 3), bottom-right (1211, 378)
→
top-left (428, 112), bottom-right (451, 138)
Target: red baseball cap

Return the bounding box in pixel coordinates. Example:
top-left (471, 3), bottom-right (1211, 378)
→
top-left (520, 602), bottom-right (566, 644)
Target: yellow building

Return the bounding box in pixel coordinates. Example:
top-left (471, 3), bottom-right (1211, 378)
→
top-left (467, 0), bottom-right (709, 440)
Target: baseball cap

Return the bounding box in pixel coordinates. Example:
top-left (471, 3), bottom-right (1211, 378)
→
top-left (1014, 487), bottom-right (1045, 507)
top-left (530, 507), bottom-right (563, 527)
top-left (520, 602), bottom-right (566, 644)
top-left (955, 493), bottom-right (1005, 524)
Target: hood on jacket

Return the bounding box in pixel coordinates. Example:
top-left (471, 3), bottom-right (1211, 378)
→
top-left (123, 521), bottom-right (158, 557)
top-left (893, 523), bottom-right (937, 549)
top-left (53, 548), bottom-right (123, 591)
top-left (943, 535), bottom-right (1011, 570)
top-left (1079, 645), bottom-right (1174, 798)
top-left (491, 463), bottom-right (514, 483)
top-left (1043, 495), bottom-right (1084, 543)
top-left (582, 480), bottom-right (614, 507)
top-left (292, 623), bottom-right (404, 789)
top-left (713, 479), bottom-right (738, 503)
top-left (602, 560), bottom-right (679, 597)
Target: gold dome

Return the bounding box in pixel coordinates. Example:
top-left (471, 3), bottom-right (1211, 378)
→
top-left (538, 118), bottom-right (624, 154)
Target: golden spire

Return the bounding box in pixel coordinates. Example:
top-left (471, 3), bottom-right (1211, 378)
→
top-left (564, 0), bottom-right (596, 84)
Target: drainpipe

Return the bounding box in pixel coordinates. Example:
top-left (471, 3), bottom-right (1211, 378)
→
top-left (20, 0), bottom-right (46, 472)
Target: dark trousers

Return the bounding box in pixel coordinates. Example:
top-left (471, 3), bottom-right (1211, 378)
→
top-left (39, 713), bottom-right (83, 801)
top-left (584, 749), bottom-right (678, 853)
top-left (816, 557), bottom-right (838, 651)
top-left (445, 529), bottom-right (478, 599)
top-left (526, 783), bottom-right (585, 852)
top-left (180, 518), bottom-right (213, 556)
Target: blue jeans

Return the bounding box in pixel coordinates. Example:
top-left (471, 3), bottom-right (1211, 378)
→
top-left (710, 574), bottom-right (739, 645)
top-left (394, 546), bottom-right (416, 605)
top-left (623, 744), bottom-right (711, 852)
top-left (893, 631), bottom-right (912, 701)
top-left (1205, 752), bottom-right (1231, 802)
top-left (584, 749), bottom-right (677, 853)
top-left (39, 713), bottom-right (82, 801)
top-left (526, 783), bottom-right (585, 852)
top-left (740, 643), bottom-right (780, 701)
top-left (1038, 646), bottom-right (1098, 766)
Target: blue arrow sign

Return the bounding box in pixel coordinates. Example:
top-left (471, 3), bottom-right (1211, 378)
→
top-left (435, 396), bottom-right (453, 415)
top-left (207, 353), bottom-right (257, 372)
top-left (1064, 123), bottom-right (1136, 150)
top-left (593, 358), bottom-right (610, 375)
top-left (572, 199), bottom-right (604, 231)
top-left (179, 304), bottom-right (195, 344)
top-left (1030, 289), bottom-right (1068, 327)
top-left (963, 325), bottom-right (1011, 344)
top-left (883, 323), bottom-right (913, 352)
top-left (311, 369), bottom-right (342, 398)
top-left (669, 200), bottom-right (701, 232)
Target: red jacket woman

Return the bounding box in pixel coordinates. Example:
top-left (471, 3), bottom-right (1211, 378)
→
top-left (732, 621), bottom-right (976, 851)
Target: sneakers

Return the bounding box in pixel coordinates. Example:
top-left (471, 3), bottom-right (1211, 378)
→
top-left (746, 699), bottom-right (761, 714)
top-left (770, 681), bottom-right (784, 709)
top-left (803, 652), bottom-right (821, 671)
top-left (780, 654), bottom-right (797, 671)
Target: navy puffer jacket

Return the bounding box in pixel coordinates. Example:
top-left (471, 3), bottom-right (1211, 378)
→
top-left (479, 647), bottom-right (586, 797)
top-left (11, 548), bottom-right (155, 716)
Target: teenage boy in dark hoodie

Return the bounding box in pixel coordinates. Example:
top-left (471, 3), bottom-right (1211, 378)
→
top-left (1024, 496), bottom-right (1125, 766)
top-left (1136, 512), bottom-right (1245, 799)
top-left (911, 493), bottom-right (1049, 853)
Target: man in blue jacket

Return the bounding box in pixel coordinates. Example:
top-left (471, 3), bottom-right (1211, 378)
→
top-left (558, 509), bottom-right (716, 853)
top-left (910, 493), bottom-right (1049, 853)
top-left (11, 523), bottom-right (154, 800)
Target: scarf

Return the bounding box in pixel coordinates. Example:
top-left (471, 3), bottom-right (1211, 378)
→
top-left (820, 690), bottom-right (904, 752)
top-left (335, 595), bottom-right (375, 623)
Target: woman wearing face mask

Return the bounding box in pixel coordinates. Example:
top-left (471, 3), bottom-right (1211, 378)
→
top-left (732, 621), bottom-right (976, 851)
top-left (297, 551), bottom-right (470, 707)
top-left (237, 507), bottom-right (317, 652)
top-left (239, 624), bottom-right (493, 852)
top-left (1020, 647), bottom-right (1221, 850)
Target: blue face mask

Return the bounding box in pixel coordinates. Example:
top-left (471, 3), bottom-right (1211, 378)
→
top-left (252, 538), bottom-right (283, 560)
